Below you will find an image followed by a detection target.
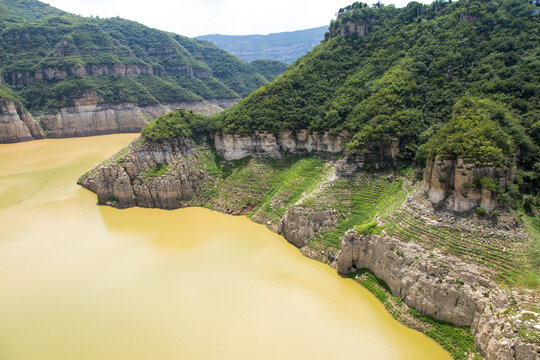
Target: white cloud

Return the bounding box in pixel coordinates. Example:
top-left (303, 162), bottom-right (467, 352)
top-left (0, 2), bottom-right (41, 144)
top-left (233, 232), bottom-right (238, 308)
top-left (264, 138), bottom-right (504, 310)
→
top-left (45, 0), bottom-right (434, 37)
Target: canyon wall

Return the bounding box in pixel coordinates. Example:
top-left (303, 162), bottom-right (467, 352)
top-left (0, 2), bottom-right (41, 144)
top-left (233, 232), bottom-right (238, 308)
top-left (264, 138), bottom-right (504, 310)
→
top-left (0, 93), bottom-right (237, 143)
top-left (335, 231), bottom-right (538, 360)
top-left (213, 130), bottom-right (345, 160)
top-left (5, 64), bottom-right (210, 85)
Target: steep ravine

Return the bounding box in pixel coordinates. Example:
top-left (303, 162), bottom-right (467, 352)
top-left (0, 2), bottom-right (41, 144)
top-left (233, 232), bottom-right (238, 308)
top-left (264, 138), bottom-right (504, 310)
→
top-left (78, 135), bottom-right (539, 360)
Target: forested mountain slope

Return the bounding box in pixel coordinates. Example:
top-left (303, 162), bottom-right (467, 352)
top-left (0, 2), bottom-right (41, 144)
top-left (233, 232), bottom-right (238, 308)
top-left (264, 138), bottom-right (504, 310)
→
top-left (0, 0), bottom-right (289, 143)
top-left (0, 0), bottom-right (287, 110)
top-left (214, 0), bottom-right (539, 200)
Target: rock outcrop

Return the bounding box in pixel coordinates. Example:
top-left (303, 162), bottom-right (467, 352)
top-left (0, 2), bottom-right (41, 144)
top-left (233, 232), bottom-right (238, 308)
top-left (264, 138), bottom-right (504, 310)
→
top-left (5, 64), bottom-right (212, 85)
top-left (78, 137), bottom-right (214, 209)
top-left (279, 206), bottom-right (341, 247)
top-left (336, 231), bottom-right (539, 360)
top-left (0, 98), bottom-right (44, 143)
top-left (423, 157), bottom-right (515, 213)
top-left (213, 130), bottom-right (345, 160)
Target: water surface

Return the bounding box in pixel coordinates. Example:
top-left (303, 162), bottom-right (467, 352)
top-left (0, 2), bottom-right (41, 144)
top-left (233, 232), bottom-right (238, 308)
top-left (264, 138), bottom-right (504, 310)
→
top-left (0, 135), bottom-right (450, 360)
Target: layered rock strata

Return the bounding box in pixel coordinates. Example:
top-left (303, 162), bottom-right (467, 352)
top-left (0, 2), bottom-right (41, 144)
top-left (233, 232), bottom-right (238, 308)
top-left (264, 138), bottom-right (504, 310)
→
top-left (336, 231), bottom-right (538, 360)
top-left (213, 130), bottom-right (345, 160)
top-left (0, 98), bottom-right (44, 143)
top-left (79, 136), bottom-right (538, 360)
top-left (79, 137), bottom-right (213, 209)
top-left (279, 207), bottom-right (341, 247)
top-left (0, 93), bottom-right (237, 143)
top-left (423, 157), bottom-right (515, 213)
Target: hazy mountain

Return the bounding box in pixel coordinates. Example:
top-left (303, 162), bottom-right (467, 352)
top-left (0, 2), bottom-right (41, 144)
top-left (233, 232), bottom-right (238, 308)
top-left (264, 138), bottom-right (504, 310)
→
top-left (196, 26), bottom-right (327, 64)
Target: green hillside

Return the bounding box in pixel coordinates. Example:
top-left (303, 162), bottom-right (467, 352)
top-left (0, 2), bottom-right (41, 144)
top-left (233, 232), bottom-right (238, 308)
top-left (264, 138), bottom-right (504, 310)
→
top-left (0, 0), bottom-right (287, 111)
top-left (213, 0), bottom-right (538, 194)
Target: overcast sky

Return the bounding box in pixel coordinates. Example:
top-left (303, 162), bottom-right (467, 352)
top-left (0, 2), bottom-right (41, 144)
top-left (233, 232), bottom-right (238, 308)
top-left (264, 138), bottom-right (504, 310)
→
top-left (45, 0), bottom-right (434, 37)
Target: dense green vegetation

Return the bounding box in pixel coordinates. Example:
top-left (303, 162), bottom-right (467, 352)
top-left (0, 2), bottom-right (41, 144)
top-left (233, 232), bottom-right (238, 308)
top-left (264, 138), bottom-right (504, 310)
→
top-left (141, 110), bottom-right (216, 140)
top-left (213, 0), bottom-right (538, 191)
top-left (420, 96), bottom-right (535, 167)
top-left (0, 0), bottom-right (287, 111)
top-left (196, 26), bottom-right (327, 64)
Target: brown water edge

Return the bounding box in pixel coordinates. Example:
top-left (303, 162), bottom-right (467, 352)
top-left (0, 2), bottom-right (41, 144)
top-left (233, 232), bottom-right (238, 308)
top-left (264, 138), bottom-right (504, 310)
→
top-left (0, 134), bottom-right (451, 360)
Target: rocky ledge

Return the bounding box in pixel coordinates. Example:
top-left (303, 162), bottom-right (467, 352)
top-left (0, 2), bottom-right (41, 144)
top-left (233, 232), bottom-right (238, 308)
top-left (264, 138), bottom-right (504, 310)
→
top-left (0, 98), bottom-right (44, 143)
top-left (213, 130), bottom-right (346, 160)
top-left (336, 231), bottom-right (538, 359)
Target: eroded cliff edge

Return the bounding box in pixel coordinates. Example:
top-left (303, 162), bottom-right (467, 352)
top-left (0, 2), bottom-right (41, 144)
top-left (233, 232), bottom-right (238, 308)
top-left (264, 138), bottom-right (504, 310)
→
top-left (0, 97), bottom-right (44, 143)
top-left (0, 93), bottom-right (237, 143)
top-left (78, 135), bottom-right (539, 360)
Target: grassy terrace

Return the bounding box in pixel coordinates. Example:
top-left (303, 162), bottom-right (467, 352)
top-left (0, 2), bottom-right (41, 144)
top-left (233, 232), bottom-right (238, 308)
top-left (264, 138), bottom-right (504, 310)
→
top-left (384, 207), bottom-right (530, 286)
top-left (302, 174), bottom-right (408, 250)
top-left (250, 157), bottom-right (326, 225)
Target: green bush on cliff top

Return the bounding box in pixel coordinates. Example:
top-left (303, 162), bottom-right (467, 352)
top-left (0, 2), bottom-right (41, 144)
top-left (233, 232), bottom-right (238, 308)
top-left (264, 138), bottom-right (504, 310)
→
top-left (141, 110), bottom-right (215, 140)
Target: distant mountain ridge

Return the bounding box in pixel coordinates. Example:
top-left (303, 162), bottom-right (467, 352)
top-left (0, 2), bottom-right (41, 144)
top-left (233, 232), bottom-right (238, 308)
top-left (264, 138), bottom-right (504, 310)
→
top-left (196, 26), bottom-right (327, 64)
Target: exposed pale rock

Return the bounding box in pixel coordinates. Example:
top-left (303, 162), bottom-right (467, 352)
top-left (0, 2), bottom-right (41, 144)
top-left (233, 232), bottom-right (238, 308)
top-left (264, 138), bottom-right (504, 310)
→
top-left (423, 157), bottom-right (515, 213)
top-left (213, 130), bottom-right (345, 160)
top-left (79, 137), bottom-right (212, 209)
top-left (0, 91), bottom-right (237, 143)
top-left (279, 206), bottom-right (341, 247)
top-left (336, 230), bottom-right (539, 360)
top-left (0, 97), bottom-right (44, 143)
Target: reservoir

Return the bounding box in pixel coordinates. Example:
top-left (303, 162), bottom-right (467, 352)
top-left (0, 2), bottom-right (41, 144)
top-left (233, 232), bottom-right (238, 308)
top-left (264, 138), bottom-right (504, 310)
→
top-left (0, 135), bottom-right (450, 360)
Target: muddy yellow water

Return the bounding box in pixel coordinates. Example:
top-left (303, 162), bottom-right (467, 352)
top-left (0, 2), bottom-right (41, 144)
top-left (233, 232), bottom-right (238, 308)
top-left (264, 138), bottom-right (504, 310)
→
top-left (0, 135), bottom-right (450, 360)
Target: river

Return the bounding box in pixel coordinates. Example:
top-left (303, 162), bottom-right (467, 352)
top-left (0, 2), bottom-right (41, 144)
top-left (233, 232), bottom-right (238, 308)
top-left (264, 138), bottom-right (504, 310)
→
top-left (0, 134), bottom-right (450, 359)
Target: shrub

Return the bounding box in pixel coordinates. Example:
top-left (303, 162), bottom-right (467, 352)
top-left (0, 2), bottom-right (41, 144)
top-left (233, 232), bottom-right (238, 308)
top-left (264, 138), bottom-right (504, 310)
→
top-left (476, 207), bottom-right (486, 217)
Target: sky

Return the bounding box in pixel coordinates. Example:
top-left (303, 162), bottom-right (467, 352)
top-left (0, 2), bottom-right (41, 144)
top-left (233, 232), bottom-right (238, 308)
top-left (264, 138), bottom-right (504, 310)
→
top-left (45, 0), bottom-right (434, 38)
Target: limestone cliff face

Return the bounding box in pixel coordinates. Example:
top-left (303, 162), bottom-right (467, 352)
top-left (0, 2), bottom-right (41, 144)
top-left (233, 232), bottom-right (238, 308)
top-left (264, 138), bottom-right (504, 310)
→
top-left (213, 130), bottom-right (345, 160)
top-left (5, 64), bottom-right (207, 85)
top-left (423, 157), bottom-right (515, 213)
top-left (78, 137), bottom-right (214, 209)
top-left (78, 131), bottom-right (346, 209)
top-left (336, 231), bottom-right (538, 360)
top-left (0, 98), bottom-right (44, 143)
top-left (337, 231), bottom-right (493, 326)
top-left (0, 92), bottom-right (237, 143)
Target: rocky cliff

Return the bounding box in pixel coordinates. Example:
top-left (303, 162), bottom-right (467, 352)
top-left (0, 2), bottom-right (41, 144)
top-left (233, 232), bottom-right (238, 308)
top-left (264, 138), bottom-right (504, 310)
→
top-left (79, 130), bottom-right (345, 208)
top-left (0, 92), bottom-right (237, 143)
top-left (279, 207), bottom-right (341, 248)
top-left (213, 130), bottom-right (345, 160)
top-left (79, 136), bottom-right (217, 209)
top-left (0, 97), bottom-right (44, 143)
top-left (423, 157), bottom-right (516, 213)
top-left (335, 230), bottom-right (538, 360)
